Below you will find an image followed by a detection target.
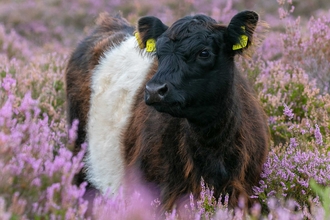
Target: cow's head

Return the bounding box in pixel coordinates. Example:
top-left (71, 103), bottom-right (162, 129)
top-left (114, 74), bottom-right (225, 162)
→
top-left (137, 11), bottom-right (259, 124)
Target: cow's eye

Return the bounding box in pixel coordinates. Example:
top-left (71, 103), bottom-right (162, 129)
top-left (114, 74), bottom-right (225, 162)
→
top-left (198, 50), bottom-right (210, 59)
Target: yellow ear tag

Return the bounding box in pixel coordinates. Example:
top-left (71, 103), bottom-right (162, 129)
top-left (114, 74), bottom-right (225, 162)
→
top-left (134, 32), bottom-right (143, 49)
top-left (232, 35), bottom-right (248, 50)
top-left (146, 38), bottom-right (156, 52)
top-left (232, 26), bottom-right (248, 50)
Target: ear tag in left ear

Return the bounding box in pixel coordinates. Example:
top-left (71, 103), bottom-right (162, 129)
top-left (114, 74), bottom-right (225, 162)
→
top-left (146, 38), bottom-right (156, 52)
top-left (134, 32), bottom-right (143, 49)
top-left (232, 26), bottom-right (248, 50)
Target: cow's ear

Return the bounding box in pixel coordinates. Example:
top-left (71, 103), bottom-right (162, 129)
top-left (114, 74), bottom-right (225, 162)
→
top-left (135, 16), bottom-right (168, 52)
top-left (226, 11), bottom-right (258, 54)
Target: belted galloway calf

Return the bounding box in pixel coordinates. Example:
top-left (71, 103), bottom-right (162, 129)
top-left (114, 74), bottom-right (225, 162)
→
top-left (65, 11), bottom-right (269, 210)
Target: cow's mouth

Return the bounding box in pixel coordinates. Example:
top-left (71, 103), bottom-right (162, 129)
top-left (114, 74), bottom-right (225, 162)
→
top-left (149, 101), bottom-right (186, 117)
top-left (149, 101), bottom-right (181, 109)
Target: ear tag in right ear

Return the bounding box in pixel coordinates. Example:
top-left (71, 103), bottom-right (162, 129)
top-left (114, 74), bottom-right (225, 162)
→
top-left (232, 26), bottom-right (248, 50)
top-left (146, 38), bottom-right (156, 52)
top-left (232, 35), bottom-right (248, 50)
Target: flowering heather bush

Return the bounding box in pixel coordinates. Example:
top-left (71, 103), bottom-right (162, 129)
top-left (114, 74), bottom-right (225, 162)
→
top-left (1, 0), bottom-right (330, 219)
top-left (0, 52), bottom-right (88, 218)
top-left (239, 1), bottom-right (330, 214)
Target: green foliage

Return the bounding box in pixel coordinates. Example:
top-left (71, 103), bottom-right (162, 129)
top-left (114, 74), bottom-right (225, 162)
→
top-left (310, 179), bottom-right (330, 219)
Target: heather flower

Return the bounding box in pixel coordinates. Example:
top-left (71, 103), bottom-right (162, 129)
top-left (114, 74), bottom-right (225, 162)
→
top-left (314, 124), bottom-right (323, 146)
top-left (68, 119), bottom-right (79, 144)
top-left (0, 198), bottom-right (11, 220)
top-left (289, 138), bottom-right (298, 148)
top-left (1, 75), bottom-right (16, 92)
top-left (0, 94), bottom-right (14, 122)
top-left (283, 103), bottom-right (294, 120)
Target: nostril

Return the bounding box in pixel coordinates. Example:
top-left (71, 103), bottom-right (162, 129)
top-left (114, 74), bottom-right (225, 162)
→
top-left (145, 82), bottom-right (169, 105)
top-left (158, 84), bottom-right (168, 97)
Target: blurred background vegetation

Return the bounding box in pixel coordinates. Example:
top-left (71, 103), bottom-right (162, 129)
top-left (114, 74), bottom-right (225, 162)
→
top-left (0, 0), bottom-right (329, 49)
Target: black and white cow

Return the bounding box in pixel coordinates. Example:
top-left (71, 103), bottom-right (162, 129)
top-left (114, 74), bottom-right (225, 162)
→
top-left (65, 11), bottom-right (269, 210)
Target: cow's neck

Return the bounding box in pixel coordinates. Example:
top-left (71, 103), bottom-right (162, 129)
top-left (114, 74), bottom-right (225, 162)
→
top-left (186, 81), bottom-right (239, 147)
top-left (187, 104), bottom-right (238, 147)
top-left (182, 90), bottom-right (240, 192)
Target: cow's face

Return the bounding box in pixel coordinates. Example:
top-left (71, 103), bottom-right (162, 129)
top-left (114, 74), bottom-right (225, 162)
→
top-left (138, 11), bottom-right (258, 123)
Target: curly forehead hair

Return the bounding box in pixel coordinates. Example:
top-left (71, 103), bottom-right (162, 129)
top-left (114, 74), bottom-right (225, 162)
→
top-left (165, 15), bottom-right (221, 41)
